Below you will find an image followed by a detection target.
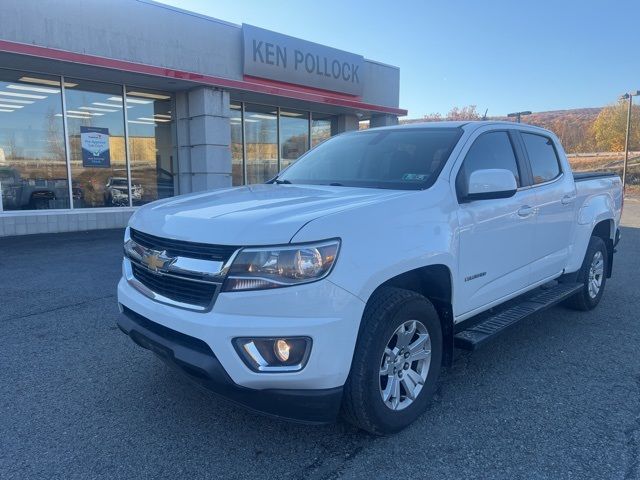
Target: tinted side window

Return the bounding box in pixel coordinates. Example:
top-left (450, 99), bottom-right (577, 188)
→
top-left (456, 131), bottom-right (520, 195)
top-left (521, 133), bottom-right (561, 184)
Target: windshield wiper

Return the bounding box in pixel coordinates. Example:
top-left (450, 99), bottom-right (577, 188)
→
top-left (273, 178), bottom-right (292, 184)
top-left (328, 182), bottom-right (344, 186)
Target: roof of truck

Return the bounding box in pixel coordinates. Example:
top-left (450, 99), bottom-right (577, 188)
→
top-left (366, 121), bottom-right (553, 135)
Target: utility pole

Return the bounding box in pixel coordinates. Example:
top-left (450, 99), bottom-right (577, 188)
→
top-left (621, 91), bottom-right (639, 194)
top-left (507, 111), bottom-right (532, 123)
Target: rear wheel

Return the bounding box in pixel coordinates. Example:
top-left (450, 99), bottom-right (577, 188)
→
top-left (564, 236), bottom-right (608, 311)
top-left (341, 287), bottom-right (442, 435)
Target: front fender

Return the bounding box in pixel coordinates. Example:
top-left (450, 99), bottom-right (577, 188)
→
top-left (290, 182), bottom-right (459, 304)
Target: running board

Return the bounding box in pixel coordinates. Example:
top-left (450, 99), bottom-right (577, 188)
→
top-left (454, 282), bottom-right (583, 351)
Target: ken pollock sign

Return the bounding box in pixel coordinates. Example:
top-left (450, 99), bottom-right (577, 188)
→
top-left (242, 24), bottom-right (365, 96)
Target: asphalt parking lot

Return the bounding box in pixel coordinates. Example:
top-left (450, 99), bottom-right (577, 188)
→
top-left (2, 202), bottom-right (640, 480)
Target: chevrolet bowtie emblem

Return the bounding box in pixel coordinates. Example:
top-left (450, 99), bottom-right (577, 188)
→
top-left (141, 249), bottom-right (175, 272)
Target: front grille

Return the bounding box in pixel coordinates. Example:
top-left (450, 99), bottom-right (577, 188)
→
top-left (130, 228), bottom-right (238, 262)
top-left (132, 263), bottom-right (218, 308)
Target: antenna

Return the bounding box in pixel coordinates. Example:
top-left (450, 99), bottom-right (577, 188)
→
top-left (482, 108), bottom-right (488, 121)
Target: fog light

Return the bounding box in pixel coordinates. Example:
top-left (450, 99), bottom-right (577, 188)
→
top-left (275, 339), bottom-right (290, 362)
top-left (233, 337), bottom-right (311, 372)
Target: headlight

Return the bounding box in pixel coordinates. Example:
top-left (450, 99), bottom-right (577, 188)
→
top-left (223, 239), bottom-right (340, 291)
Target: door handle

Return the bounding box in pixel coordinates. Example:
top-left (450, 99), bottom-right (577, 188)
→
top-left (517, 205), bottom-right (535, 217)
top-left (561, 194), bottom-right (576, 205)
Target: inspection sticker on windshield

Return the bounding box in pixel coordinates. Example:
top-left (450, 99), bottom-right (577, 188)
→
top-left (402, 173), bottom-right (428, 181)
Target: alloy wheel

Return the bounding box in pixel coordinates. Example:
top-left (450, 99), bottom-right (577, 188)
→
top-left (379, 320), bottom-right (431, 411)
top-left (588, 250), bottom-right (604, 299)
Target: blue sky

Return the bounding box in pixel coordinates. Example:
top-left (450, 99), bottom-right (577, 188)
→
top-left (156, 0), bottom-right (639, 118)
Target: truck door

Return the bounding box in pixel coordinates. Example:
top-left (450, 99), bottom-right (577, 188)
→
top-left (454, 129), bottom-right (537, 317)
top-left (519, 132), bottom-right (576, 281)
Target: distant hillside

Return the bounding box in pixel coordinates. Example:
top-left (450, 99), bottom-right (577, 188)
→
top-left (490, 107), bottom-right (602, 123)
top-left (401, 107), bottom-right (603, 153)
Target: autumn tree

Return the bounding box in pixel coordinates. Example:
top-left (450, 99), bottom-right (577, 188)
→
top-left (592, 100), bottom-right (640, 152)
top-left (418, 105), bottom-right (481, 122)
top-left (421, 112), bottom-right (443, 121)
top-left (446, 105), bottom-right (480, 121)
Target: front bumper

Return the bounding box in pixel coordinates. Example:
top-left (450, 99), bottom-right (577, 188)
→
top-left (117, 275), bottom-right (366, 422)
top-left (117, 307), bottom-right (343, 423)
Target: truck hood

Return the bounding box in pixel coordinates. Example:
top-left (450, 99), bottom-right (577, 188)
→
top-left (129, 184), bottom-right (410, 245)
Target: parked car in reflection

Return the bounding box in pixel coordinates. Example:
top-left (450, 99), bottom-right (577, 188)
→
top-left (128, 168), bottom-right (175, 205)
top-left (105, 177), bottom-right (143, 206)
top-left (0, 166), bottom-right (77, 209)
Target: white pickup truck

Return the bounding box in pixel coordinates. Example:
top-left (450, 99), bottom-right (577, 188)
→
top-left (117, 121), bottom-right (622, 434)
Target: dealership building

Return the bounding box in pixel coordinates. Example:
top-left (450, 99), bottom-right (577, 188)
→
top-left (0, 0), bottom-right (405, 236)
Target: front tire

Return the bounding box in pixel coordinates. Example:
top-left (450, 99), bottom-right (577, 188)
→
top-left (565, 236), bottom-right (608, 311)
top-left (341, 287), bottom-right (442, 435)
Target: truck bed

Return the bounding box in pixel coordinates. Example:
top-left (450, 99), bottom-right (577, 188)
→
top-left (573, 171), bottom-right (623, 232)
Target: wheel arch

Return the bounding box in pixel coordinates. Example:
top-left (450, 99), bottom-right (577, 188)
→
top-left (369, 264), bottom-right (455, 368)
top-left (565, 204), bottom-right (617, 276)
top-left (591, 218), bottom-right (614, 277)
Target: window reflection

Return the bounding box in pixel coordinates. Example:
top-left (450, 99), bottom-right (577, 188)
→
top-left (231, 105), bottom-right (337, 185)
top-left (0, 69), bottom-right (68, 210)
top-left (245, 104), bottom-right (277, 184)
top-left (125, 88), bottom-right (175, 204)
top-left (311, 113), bottom-right (333, 147)
top-left (0, 70), bottom-right (348, 208)
top-left (280, 110), bottom-right (309, 169)
top-left (65, 79), bottom-right (127, 208)
top-left (230, 103), bottom-right (243, 186)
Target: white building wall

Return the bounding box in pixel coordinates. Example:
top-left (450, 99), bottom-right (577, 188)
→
top-left (0, 209), bottom-right (135, 237)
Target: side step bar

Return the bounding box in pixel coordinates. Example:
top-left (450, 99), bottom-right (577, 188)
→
top-left (454, 282), bottom-right (583, 351)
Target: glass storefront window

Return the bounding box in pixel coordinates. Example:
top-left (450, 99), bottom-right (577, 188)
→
top-left (65, 79), bottom-right (127, 208)
top-left (280, 110), bottom-right (309, 170)
top-left (230, 103), bottom-right (243, 186)
top-left (0, 69), bottom-right (351, 208)
top-left (0, 70), bottom-right (346, 206)
top-left (125, 87), bottom-right (175, 204)
top-left (311, 112), bottom-right (332, 147)
top-left (0, 70), bottom-right (68, 210)
top-left (230, 104), bottom-right (338, 185)
top-left (245, 104), bottom-right (277, 184)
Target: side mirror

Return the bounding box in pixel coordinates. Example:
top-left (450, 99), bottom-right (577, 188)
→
top-left (463, 168), bottom-right (517, 201)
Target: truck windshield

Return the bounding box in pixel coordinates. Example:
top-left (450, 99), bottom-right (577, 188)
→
top-left (276, 127), bottom-right (462, 190)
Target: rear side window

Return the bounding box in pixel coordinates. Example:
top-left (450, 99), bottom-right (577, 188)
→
top-left (456, 131), bottom-right (520, 195)
top-left (521, 133), bottom-right (561, 184)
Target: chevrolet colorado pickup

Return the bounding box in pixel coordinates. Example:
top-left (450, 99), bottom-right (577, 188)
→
top-left (117, 121), bottom-right (622, 434)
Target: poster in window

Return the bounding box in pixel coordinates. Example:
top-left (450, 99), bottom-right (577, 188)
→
top-left (81, 126), bottom-right (111, 168)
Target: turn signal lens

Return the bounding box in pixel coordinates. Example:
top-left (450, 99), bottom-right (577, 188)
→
top-left (274, 339), bottom-right (290, 362)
